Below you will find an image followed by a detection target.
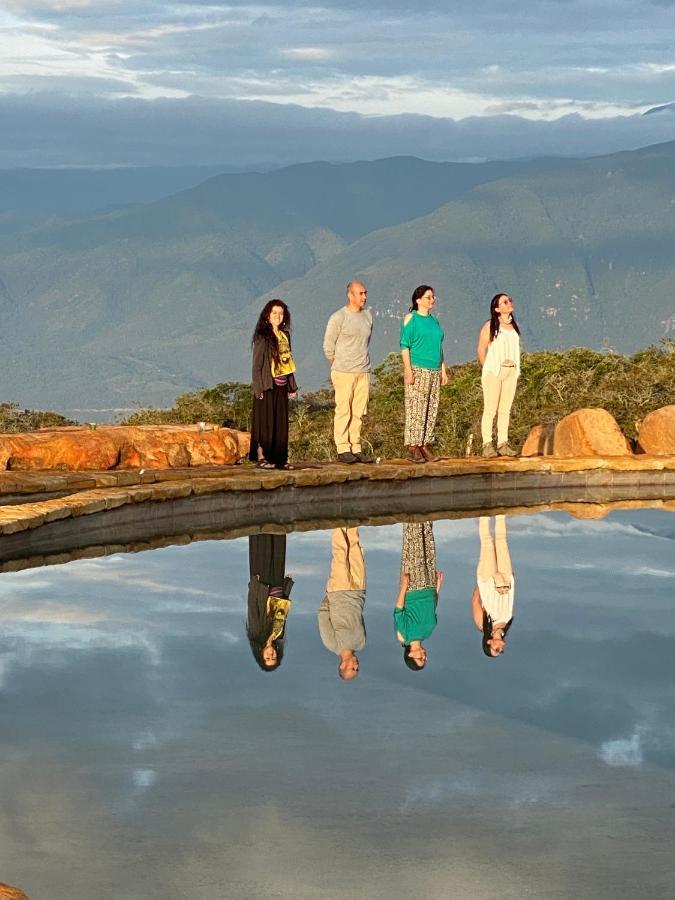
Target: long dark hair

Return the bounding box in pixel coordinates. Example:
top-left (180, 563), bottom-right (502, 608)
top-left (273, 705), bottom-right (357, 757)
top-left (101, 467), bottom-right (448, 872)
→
top-left (246, 598), bottom-right (286, 672)
top-left (409, 284), bottom-right (434, 312)
top-left (481, 609), bottom-right (514, 659)
top-left (489, 293), bottom-right (520, 343)
top-left (252, 299), bottom-right (292, 369)
top-left (403, 644), bottom-right (425, 671)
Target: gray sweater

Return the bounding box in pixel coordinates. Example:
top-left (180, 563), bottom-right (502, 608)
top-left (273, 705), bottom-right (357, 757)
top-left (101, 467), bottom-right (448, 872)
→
top-left (318, 590), bottom-right (367, 653)
top-left (323, 307), bottom-right (373, 373)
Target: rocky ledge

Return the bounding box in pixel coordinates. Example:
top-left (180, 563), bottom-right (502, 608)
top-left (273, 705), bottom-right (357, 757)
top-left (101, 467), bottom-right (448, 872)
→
top-left (0, 883), bottom-right (31, 900)
top-left (0, 424), bottom-right (249, 471)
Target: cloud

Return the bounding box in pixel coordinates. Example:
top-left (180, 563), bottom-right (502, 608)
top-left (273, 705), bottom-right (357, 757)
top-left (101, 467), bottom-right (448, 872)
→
top-left (599, 731), bottom-right (644, 767)
top-left (281, 47), bottom-right (335, 61)
top-left (1, 0), bottom-right (674, 127)
top-left (1, 90), bottom-right (673, 169)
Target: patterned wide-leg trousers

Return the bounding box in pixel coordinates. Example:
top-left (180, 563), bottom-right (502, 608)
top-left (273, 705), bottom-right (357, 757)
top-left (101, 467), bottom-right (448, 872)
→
top-left (404, 366), bottom-right (441, 446)
top-left (400, 522), bottom-right (437, 591)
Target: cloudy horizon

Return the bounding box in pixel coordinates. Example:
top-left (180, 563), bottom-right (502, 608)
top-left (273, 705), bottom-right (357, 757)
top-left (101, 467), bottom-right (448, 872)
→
top-left (1, 0), bottom-right (675, 167)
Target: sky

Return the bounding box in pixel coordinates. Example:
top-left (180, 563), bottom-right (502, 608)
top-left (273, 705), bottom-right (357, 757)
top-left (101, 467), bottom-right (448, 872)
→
top-left (1, 1), bottom-right (675, 165)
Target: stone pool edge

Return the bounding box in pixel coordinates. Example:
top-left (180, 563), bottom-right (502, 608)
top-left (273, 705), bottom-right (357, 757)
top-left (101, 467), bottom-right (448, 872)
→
top-left (0, 454), bottom-right (673, 537)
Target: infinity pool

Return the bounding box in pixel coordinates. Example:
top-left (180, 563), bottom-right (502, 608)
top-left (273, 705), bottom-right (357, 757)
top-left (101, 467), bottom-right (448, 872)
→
top-left (1, 507), bottom-right (674, 899)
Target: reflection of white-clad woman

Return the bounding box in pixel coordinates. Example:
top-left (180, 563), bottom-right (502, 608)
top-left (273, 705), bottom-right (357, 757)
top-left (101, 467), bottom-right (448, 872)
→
top-left (471, 515), bottom-right (514, 658)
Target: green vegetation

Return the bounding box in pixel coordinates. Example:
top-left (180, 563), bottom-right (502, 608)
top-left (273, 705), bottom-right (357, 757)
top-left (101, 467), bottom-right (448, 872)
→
top-left (122, 343), bottom-right (675, 459)
top-left (0, 402), bottom-right (76, 433)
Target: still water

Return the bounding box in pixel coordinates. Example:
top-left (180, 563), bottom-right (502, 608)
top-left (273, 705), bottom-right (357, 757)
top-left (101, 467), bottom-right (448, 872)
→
top-left (1, 508), bottom-right (674, 899)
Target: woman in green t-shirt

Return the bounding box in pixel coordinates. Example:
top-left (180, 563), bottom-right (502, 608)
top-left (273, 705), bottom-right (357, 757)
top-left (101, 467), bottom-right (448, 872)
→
top-left (394, 522), bottom-right (444, 670)
top-left (400, 284), bottom-right (449, 463)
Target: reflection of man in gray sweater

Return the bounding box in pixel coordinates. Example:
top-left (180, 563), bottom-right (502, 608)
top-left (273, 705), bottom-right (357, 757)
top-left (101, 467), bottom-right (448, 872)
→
top-left (318, 527), bottom-right (366, 680)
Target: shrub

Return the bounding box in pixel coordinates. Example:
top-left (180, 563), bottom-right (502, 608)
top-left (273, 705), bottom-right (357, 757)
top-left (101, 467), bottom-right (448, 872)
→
top-left (118, 342), bottom-right (675, 458)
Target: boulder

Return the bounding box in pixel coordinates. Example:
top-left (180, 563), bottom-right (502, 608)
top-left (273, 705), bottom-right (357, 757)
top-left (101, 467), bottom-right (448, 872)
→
top-left (637, 405), bottom-right (675, 455)
top-left (0, 425), bottom-right (250, 471)
top-left (119, 427), bottom-right (244, 468)
top-left (0, 884), bottom-right (31, 900)
top-left (557, 502), bottom-right (609, 520)
top-left (3, 429), bottom-right (121, 470)
top-left (554, 408), bottom-right (631, 457)
top-left (521, 423), bottom-right (555, 456)
top-left (522, 408), bottom-right (631, 457)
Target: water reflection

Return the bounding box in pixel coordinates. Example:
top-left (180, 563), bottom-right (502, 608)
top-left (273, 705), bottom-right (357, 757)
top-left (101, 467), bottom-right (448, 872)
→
top-left (395, 522), bottom-right (443, 670)
top-left (318, 527), bottom-right (366, 680)
top-left (1, 506), bottom-right (674, 899)
top-left (246, 533), bottom-right (293, 671)
top-left (472, 515), bottom-right (515, 657)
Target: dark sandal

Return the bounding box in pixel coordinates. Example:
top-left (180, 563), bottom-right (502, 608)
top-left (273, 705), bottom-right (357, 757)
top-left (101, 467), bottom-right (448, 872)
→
top-left (279, 463), bottom-right (294, 470)
top-left (257, 459), bottom-right (276, 469)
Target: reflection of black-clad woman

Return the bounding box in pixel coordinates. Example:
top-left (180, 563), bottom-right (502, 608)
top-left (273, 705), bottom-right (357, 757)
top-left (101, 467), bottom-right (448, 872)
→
top-left (246, 533), bottom-right (294, 671)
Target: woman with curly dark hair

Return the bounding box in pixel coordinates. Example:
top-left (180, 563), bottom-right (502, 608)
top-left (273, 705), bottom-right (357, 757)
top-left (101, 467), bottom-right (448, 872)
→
top-left (249, 299), bottom-right (297, 469)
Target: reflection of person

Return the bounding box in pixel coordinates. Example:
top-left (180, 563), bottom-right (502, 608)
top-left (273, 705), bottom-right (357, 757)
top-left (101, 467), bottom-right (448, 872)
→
top-left (471, 515), bottom-right (515, 658)
top-left (246, 533), bottom-right (294, 671)
top-left (249, 299), bottom-right (298, 470)
top-left (394, 522), bottom-right (444, 670)
top-left (323, 280), bottom-right (373, 464)
top-left (477, 293), bottom-right (521, 458)
top-left (400, 285), bottom-right (449, 463)
top-left (318, 527), bottom-right (366, 680)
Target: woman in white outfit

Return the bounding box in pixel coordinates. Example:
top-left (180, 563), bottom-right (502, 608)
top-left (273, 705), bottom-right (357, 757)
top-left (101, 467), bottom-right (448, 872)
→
top-left (476, 293), bottom-right (521, 457)
top-left (471, 515), bottom-right (514, 658)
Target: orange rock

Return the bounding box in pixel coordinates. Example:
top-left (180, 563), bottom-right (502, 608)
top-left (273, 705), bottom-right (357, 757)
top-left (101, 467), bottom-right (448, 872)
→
top-left (637, 404), bottom-right (675, 455)
top-left (4, 429), bottom-right (121, 470)
top-left (552, 408), bottom-right (632, 457)
top-left (521, 423), bottom-right (555, 456)
top-left (557, 502), bottom-right (609, 520)
top-left (0, 883), bottom-right (31, 900)
top-left (118, 427), bottom-right (243, 468)
top-left (0, 424), bottom-right (250, 471)
top-left (521, 410), bottom-right (630, 457)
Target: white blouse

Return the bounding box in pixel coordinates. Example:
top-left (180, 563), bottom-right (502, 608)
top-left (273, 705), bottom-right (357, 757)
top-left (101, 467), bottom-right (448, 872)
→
top-left (482, 327), bottom-right (521, 378)
top-left (478, 574), bottom-right (515, 624)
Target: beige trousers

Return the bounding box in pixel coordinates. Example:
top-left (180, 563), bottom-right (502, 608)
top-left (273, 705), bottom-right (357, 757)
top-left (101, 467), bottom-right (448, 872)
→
top-left (331, 370), bottom-right (370, 453)
top-left (481, 366), bottom-right (518, 445)
top-left (326, 527), bottom-right (366, 592)
top-left (476, 515), bottom-right (512, 584)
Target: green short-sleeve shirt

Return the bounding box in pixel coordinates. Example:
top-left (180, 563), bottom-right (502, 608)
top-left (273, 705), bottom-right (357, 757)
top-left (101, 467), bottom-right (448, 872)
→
top-left (393, 587), bottom-right (438, 642)
top-left (400, 312), bottom-right (444, 370)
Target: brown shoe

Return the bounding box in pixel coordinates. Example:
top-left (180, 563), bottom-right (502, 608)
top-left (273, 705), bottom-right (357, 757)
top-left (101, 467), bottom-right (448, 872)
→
top-left (421, 444), bottom-right (440, 462)
top-left (497, 442), bottom-right (518, 457)
top-left (406, 445), bottom-right (426, 463)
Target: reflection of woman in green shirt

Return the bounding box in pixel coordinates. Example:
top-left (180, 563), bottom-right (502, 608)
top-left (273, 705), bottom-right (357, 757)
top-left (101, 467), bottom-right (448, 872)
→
top-left (394, 522), bottom-right (444, 671)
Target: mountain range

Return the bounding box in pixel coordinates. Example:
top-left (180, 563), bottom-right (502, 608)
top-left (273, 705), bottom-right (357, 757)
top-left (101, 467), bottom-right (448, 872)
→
top-left (0, 141), bottom-right (674, 411)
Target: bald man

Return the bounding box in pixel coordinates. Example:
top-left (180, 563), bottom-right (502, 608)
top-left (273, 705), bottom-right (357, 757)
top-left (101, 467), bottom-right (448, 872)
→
top-left (322, 280), bottom-right (373, 463)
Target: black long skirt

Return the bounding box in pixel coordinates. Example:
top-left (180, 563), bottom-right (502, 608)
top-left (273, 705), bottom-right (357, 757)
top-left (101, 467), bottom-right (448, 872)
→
top-left (249, 533), bottom-right (286, 587)
top-left (248, 384), bottom-right (289, 467)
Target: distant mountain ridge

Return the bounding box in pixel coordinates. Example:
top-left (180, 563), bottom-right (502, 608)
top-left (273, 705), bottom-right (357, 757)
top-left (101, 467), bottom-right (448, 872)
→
top-left (1, 142), bottom-right (674, 410)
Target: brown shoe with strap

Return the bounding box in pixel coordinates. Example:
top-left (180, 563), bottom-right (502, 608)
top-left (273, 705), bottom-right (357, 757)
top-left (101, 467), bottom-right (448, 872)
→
top-left (406, 445), bottom-right (426, 463)
top-left (421, 444), bottom-right (440, 462)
